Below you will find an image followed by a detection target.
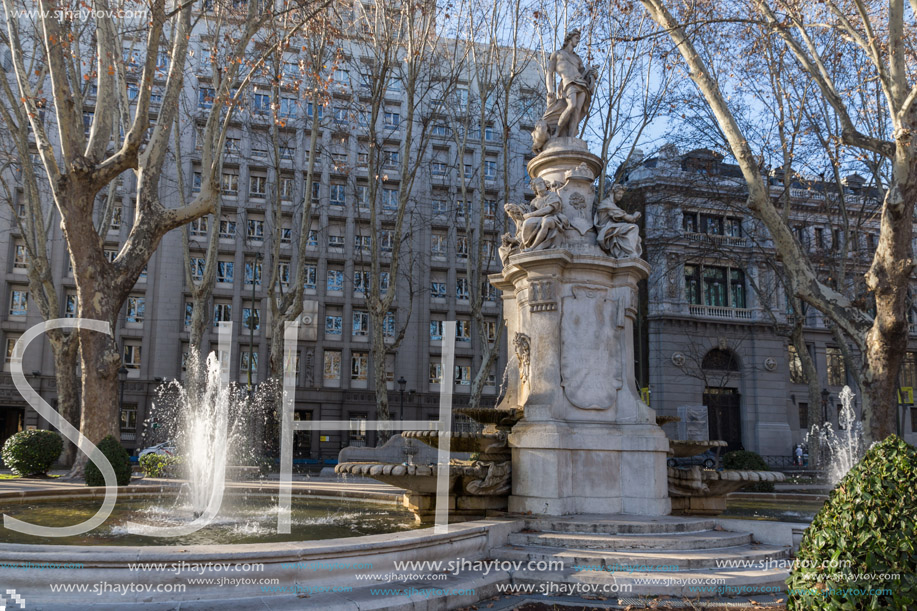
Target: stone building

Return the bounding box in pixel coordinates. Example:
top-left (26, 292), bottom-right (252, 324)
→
top-left (625, 145), bottom-right (917, 462)
top-left (0, 28), bottom-right (543, 460)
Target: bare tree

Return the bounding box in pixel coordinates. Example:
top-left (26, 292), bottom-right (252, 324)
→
top-left (1, 0), bottom-right (327, 469)
top-left (640, 0), bottom-right (916, 441)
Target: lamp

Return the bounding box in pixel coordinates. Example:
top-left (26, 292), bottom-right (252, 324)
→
top-left (397, 376), bottom-right (407, 421)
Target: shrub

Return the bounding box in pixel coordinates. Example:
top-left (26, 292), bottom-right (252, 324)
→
top-left (786, 435), bottom-right (917, 610)
top-left (1, 429), bottom-right (63, 476)
top-left (139, 454), bottom-right (182, 478)
top-left (722, 450), bottom-right (774, 492)
top-left (84, 435), bottom-right (132, 487)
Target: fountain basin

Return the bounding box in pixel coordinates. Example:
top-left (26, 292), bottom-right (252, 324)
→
top-left (0, 482), bottom-right (519, 607)
top-left (669, 466), bottom-right (786, 515)
top-left (402, 430), bottom-right (509, 456)
top-left (669, 439), bottom-right (727, 458)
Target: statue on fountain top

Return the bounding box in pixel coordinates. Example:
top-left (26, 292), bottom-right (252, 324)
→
top-left (532, 29), bottom-right (598, 153)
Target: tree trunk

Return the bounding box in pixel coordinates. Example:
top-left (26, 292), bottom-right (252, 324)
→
top-left (372, 322), bottom-right (391, 445)
top-left (53, 337), bottom-right (81, 467)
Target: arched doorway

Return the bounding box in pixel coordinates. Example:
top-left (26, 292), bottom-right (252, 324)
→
top-left (701, 349), bottom-right (742, 452)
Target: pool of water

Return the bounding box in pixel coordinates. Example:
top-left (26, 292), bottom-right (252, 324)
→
top-left (0, 494), bottom-right (418, 546)
top-left (723, 498), bottom-right (824, 523)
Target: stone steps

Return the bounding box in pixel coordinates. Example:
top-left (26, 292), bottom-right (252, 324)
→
top-left (494, 541), bottom-right (790, 570)
top-left (508, 529), bottom-right (753, 550)
top-left (492, 515), bottom-right (792, 599)
top-left (520, 514), bottom-right (718, 535)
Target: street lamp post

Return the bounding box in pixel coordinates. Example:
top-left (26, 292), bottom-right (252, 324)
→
top-left (397, 376), bottom-right (406, 421)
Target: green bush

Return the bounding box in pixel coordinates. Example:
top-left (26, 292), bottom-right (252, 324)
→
top-left (787, 435), bottom-right (917, 610)
top-left (139, 453), bottom-right (182, 478)
top-left (84, 435), bottom-right (132, 487)
top-left (722, 450), bottom-right (774, 492)
top-left (1, 429), bottom-right (63, 476)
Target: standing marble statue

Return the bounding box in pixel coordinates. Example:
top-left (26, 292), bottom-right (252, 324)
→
top-left (532, 29), bottom-right (598, 152)
top-left (595, 184), bottom-right (642, 258)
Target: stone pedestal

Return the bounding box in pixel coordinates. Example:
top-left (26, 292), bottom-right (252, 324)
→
top-left (490, 136), bottom-right (670, 517)
top-left (491, 252), bottom-right (670, 516)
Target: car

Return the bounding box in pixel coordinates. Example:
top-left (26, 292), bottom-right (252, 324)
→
top-left (138, 441), bottom-right (177, 458)
top-left (667, 449), bottom-right (719, 469)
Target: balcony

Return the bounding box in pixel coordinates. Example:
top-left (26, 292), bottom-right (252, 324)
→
top-left (688, 305), bottom-right (753, 320)
top-left (685, 232), bottom-right (748, 248)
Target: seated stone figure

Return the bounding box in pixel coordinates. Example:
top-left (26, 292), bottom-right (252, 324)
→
top-left (595, 185), bottom-right (642, 258)
top-left (503, 178), bottom-right (569, 254)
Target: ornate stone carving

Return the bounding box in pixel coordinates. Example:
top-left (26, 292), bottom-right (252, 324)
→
top-left (764, 357), bottom-right (777, 371)
top-left (671, 352), bottom-right (686, 367)
top-left (513, 333), bottom-right (531, 386)
top-left (529, 280), bottom-right (557, 312)
top-left (561, 287), bottom-right (623, 410)
top-left (531, 29), bottom-right (598, 152)
top-left (595, 185), bottom-right (642, 258)
top-left (465, 461), bottom-right (511, 496)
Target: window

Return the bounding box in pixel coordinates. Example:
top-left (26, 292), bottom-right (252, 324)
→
top-left (379, 272), bottom-right (390, 292)
top-left (683, 212), bottom-right (698, 233)
top-left (430, 320), bottom-right (443, 341)
top-left (815, 227), bottom-right (825, 249)
top-left (432, 200), bottom-right (449, 215)
top-left (333, 107), bottom-right (348, 125)
top-left (684, 264), bottom-right (700, 304)
top-left (351, 352), bottom-right (368, 381)
top-left (701, 214), bottom-right (723, 235)
top-left (323, 350), bottom-right (341, 386)
top-left (310, 182), bottom-right (320, 204)
top-left (329, 235), bottom-right (345, 249)
top-left (217, 259), bottom-right (234, 284)
top-left (191, 172), bottom-right (202, 193)
top-left (456, 235), bottom-right (469, 259)
top-left (798, 403), bottom-right (809, 430)
top-left (279, 178), bottom-right (294, 201)
top-left (126, 296), bottom-right (145, 324)
top-left (213, 302), bottom-right (232, 327)
top-left (353, 270), bottom-right (368, 294)
top-left (431, 282), bottom-right (446, 299)
top-left (382, 188), bottom-right (398, 210)
top-left (327, 269), bottom-right (344, 292)
top-left (325, 313), bottom-right (343, 336)
top-left (383, 150), bottom-right (400, 168)
top-left (219, 217), bottom-right (236, 239)
top-left (455, 87), bottom-right (468, 109)
top-left (199, 87), bottom-right (215, 109)
top-left (348, 412), bottom-right (367, 441)
top-left (703, 267), bottom-right (727, 307)
top-left (484, 321), bottom-right (497, 342)
top-left (357, 153), bottom-right (369, 167)
top-left (725, 217), bottom-right (743, 237)
top-left (244, 258), bottom-right (262, 285)
top-left (330, 184), bottom-right (346, 206)
top-left (484, 159), bottom-right (496, 180)
top-left (464, 164), bottom-right (473, 180)
top-left (120, 404), bottom-right (137, 432)
top-left (304, 265), bottom-right (317, 290)
top-left (456, 277), bottom-right (469, 300)
top-left (432, 234), bottom-right (447, 257)
top-left (104, 249), bottom-right (118, 263)
top-left (9, 290), bottom-right (27, 316)
top-left (456, 320), bottom-right (471, 342)
top-left (384, 111), bottom-right (400, 128)
top-left (240, 350), bottom-right (258, 375)
top-left (306, 102), bottom-right (324, 121)
top-left (455, 364), bottom-right (471, 385)
top-left (432, 123), bottom-right (450, 137)
top-left (280, 146), bottom-right (295, 161)
top-left (64, 294), bottom-right (77, 318)
top-left (126, 83), bottom-right (139, 101)
top-left (355, 235), bottom-right (372, 254)
top-left (352, 311), bottom-right (369, 337)
top-left (827, 347), bottom-right (846, 387)
top-left (383, 312), bottom-right (395, 337)
top-left (484, 126), bottom-right (496, 142)
top-left (4, 335), bottom-right (20, 369)
top-left (278, 97), bottom-right (297, 118)
top-left (224, 138), bottom-right (240, 156)
top-left (788, 344), bottom-right (806, 384)
top-left (250, 176), bottom-right (267, 198)
top-left (123, 343), bottom-right (141, 370)
top-left (190, 257), bottom-right (206, 283)
top-left (307, 230), bottom-right (318, 248)
top-left (190, 217), bottom-right (208, 238)
top-left (356, 185), bottom-right (368, 207)
top-left (429, 362), bottom-right (443, 384)
top-left (253, 92), bottom-right (270, 115)
top-left (380, 230), bottom-right (394, 253)
top-left (484, 200), bottom-right (497, 221)
top-left (12, 242), bottom-right (28, 270)
top-left (242, 302), bottom-right (260, 331)
top-left (431, 162), bottom-right (447, 176)
top-left (108, 207), bottom-right (122, 232)
top-left (221, 173), bottom-right (238, 195)
top-left (482, 281), bottom-right (497, 301)
top-left (184, 302), bottom-right (193, 328)
top-left (730, 269), bottom-right (746, 309)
